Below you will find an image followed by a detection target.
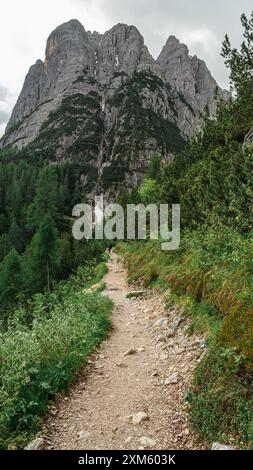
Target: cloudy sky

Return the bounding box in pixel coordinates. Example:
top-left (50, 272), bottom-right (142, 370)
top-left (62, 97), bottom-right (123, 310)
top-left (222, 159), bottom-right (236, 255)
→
top-left (0, 0), bottom-right (252, 137)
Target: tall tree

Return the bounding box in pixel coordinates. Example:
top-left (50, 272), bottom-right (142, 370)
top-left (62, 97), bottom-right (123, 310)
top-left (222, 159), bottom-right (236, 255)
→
top-left (0, 234), bottom-right (13, 263)
top-left (0, 249), bottom-right (22, 309)
top-left (27, 214), bottom-right (61, 292)
top-left (222, 12), bottom-right (253, 95)
top-left (8, 217), bottom-right (24, 253)
top-left (27, 166), bottom-right (59, 230)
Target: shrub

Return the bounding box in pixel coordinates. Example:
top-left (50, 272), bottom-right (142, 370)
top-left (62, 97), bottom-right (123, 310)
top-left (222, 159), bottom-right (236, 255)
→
top-left (0, 269), bottom-right (112, 449)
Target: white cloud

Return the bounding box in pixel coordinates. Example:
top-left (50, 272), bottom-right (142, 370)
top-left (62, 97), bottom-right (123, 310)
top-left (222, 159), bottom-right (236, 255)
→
top-left (181, 28), bottom-right (219, 55)
top-left (0, 123), bottom-right (6, 137)
top-left (0, 85), bottom-right (9, 101)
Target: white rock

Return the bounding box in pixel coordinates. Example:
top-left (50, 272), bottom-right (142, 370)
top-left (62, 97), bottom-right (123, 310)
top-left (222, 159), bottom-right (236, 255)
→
top-left (24, 438), bottom-right (44, 450)
top-left (78, 431), bottom-right (90, 440)
top-left (123, 348), bottom-right (137, 357)
top-left (211, 442), bottom-right (235, 450)
top-left (170, 317), bottom-right (183, 335)
top-left (154, 318), bottom-right (168, 328)
top-left (139, 436), bottom-right (156, 448)
top-left (127, 290), bottom-right (146, 298)
top-left (164, 372), bottom-right (179, 385)
top-left (159, 353), bottom-right (169, 361)
top-left (200, 339), bottom-right (207, 350)
top-left (132, 412), bottom-right (149, 425)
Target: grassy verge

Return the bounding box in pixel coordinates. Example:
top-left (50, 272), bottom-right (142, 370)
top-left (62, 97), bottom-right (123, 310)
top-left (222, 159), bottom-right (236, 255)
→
top-left (0, 259), bottom-right (112, 449)
top-left (117, 225), bottom-right (253, 448)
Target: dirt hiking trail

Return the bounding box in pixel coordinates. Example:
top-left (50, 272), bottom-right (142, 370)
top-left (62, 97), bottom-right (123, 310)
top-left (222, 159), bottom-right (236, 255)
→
top-left (42, 254), bottom-right (206, 450)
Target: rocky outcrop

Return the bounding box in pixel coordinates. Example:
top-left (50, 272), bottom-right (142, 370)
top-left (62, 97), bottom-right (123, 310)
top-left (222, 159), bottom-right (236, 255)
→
top-left (157, 36), bottom-right (230, 134)
top-left (0, 20), bottom-right (229, 196)
top-left (24, 437), bottom-right (44, 450)
top-left (243, 128), bottom-right (253, 149)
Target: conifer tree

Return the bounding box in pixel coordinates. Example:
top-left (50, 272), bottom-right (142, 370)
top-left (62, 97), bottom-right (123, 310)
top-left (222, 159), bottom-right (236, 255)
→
top-left (27, 166), bottom-right (59, 230)
top-left (0, 248), bottom-right (22, 308)
top-left (9, 217), bottom-right (24, 253)
top-left (27, 213), bottom-right (61, 292)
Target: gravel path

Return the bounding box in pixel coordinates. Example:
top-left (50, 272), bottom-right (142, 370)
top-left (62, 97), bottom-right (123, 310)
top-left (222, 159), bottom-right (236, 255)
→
top-left (42, 254), bottom-right (206, 450)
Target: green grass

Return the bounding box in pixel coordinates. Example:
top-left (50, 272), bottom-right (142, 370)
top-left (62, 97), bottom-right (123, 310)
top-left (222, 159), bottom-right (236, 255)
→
top-left (117, 226), bottom-right (253, 447)
top-left (0, 260), bottom-right (112, 450)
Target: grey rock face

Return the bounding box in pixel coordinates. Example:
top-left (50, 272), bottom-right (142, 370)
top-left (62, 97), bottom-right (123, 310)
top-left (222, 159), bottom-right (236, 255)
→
top-left (0, 20), bottom-right (229, 196)
top-left (24, 437), bottom-right (44, 450)
top-left (211, 442), bottom-right (235, 450)
top-left (157, 35), bottom-right (230, 135)
top-left (3, 19), bottom-right (95, 148)
top-left (96, 23), bottom-right (159, 86)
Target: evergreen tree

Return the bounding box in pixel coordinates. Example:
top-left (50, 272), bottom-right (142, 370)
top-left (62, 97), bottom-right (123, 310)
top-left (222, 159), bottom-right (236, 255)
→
top-left (0, 249), bottom-right (22, 309)
top-left (27, 213), bottom-right (61, 292)
top-left (0, 213), bottom-right (8, 234)
top-left (146, 152), bottom-right (162, 181)
top-left (222, 12), bottom-right (253, 95)
top-left (9, 217), bottom-right (24, 253)
top-left (27, 166), bottom-right (59, 230)
top-left (0, 233), bottom-right (13, 263)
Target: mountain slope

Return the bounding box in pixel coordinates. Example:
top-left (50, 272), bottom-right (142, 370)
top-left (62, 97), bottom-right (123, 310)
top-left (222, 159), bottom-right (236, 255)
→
top-left (0, 19), bottom-right (229, 196)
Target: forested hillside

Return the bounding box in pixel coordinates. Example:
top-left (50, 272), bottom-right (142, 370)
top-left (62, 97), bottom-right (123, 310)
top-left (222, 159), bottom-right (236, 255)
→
top-left (119, 12), bottom-right (253, 447)
top-left (0, 150), bottom-right (113, 449)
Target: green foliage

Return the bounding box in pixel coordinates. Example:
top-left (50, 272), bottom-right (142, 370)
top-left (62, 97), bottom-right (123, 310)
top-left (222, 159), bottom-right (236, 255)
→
top-left (0, 249), bottom-right (22, 312)
top-left (190, 345), bottom-right (253, 445)
top-left (1, 8), bottom-right (253, 450)
top-left (105, 69), bottom-right (186, 190)
top-left (146, 152), bottom-right (162, 180)
top-left (101, 157), bottom-right (129, 190)
top-left (138, 179), bottom-right (161, 205)
top-left (0, 264), bottom-right (112, 449)
top-left (25, 214), bottom-right (62, 292)
top-left (27, 167), bottom-right (59, 230)
top-left (35, 93), bottom-right (103, 161)
top-left (0, 234), bottom-right (13, 263)
top-left (119, 220), bottom-right (253, 446)
top-left (222, 12), bottom-right (253, 95)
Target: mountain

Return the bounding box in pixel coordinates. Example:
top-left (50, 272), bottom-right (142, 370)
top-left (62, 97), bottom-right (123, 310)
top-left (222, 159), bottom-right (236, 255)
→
top-left (0, 19), bottom-right (229, 198)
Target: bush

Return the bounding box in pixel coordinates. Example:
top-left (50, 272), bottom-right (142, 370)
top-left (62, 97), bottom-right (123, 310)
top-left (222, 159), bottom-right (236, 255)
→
top-left (0, 268), bottom-right (112, 449)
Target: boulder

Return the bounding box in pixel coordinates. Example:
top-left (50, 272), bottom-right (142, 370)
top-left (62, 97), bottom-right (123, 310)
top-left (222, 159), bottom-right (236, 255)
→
top-left (24, 438), bottom-right (44, 450)
top-left (211, 442), bottom-right (235, 450)
top-left (132, 412), bottom-right (149, 425)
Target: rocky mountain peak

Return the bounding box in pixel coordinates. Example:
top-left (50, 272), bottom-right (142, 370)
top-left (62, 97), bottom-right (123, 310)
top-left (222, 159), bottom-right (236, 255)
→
top-left (160, 35), bottom-right (189, 57)
top-left (94, 22), bottom-right (158, 84)
top-left (157, 34), bottom-right (228, 122)
top-left (1, 19), bottom-right (230, 195)
top-left (45, 19), bottom-right (87, 63)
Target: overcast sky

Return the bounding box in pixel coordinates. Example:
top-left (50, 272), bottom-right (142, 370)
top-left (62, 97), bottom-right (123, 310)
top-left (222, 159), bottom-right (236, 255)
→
top-left (0, 0), bottom-right (252, 137)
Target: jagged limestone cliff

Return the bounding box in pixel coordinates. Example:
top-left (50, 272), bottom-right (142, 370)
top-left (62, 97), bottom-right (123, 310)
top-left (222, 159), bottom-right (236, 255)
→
top-left (0, 19), bottom-right (229, 197)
